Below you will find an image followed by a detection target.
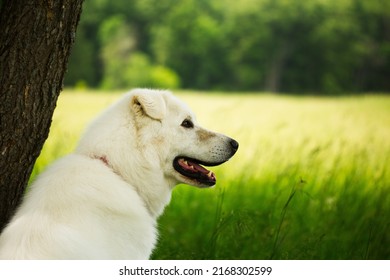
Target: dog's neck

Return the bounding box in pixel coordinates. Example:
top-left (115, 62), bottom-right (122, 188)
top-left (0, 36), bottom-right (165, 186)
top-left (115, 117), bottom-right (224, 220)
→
top-left (94, 155), bottom-right (171, 219)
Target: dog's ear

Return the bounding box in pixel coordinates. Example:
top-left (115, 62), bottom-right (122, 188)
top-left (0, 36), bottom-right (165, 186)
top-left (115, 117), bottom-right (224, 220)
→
top-left (131, 89), bottom-right (166, 120)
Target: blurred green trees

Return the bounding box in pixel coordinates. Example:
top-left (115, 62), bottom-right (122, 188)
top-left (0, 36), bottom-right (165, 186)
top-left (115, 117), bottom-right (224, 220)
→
top-left (64, 0), bottom-right (390, 93)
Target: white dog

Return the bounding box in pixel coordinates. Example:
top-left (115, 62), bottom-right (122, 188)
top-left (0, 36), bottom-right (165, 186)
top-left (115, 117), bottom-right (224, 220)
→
top-left (0, 89), bottom-right (238, 259)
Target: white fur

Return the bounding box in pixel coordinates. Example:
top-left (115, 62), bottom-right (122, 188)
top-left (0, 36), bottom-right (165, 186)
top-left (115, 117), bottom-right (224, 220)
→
top-left (0, 89), bottom-right (237, 259)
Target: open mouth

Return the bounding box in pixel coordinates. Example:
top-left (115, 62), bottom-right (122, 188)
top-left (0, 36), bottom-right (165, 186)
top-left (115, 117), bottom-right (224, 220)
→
top-left (173, 156), bottom-right (223, 187)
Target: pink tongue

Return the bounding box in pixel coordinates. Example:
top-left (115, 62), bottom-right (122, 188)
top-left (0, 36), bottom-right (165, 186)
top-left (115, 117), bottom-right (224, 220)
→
top-left (192, 162), bottom-right (209, 174)
top-left (179, 159), bottom-right (210, 174)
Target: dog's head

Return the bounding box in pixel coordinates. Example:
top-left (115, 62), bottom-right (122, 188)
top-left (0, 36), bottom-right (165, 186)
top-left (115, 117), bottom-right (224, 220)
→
top-left (129, 89), bottom-right (239, 188)
top-left (77, 89), bottom-right (238, 189)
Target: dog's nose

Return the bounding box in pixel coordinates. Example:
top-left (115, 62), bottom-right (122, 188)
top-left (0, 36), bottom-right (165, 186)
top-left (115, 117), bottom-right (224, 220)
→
top-left (230, 139), bottom-right (239, 151)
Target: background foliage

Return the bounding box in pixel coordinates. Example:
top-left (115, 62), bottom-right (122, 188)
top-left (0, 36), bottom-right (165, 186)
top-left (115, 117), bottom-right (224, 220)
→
top-left (64, 0), bottom-right (390, 93)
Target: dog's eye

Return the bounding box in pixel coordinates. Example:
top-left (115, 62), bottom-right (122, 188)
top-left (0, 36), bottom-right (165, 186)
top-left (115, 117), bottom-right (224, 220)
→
top-left (181, 119), bottom-right (194, 129)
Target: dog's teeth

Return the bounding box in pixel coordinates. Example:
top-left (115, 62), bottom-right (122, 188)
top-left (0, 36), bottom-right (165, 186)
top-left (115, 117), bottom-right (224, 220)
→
top-left (207, 171), bottom-right (213, 177)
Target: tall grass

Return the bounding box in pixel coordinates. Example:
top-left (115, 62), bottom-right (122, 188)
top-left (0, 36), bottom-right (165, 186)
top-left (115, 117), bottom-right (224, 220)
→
top-left (33, 90), bottom-right (390, 259)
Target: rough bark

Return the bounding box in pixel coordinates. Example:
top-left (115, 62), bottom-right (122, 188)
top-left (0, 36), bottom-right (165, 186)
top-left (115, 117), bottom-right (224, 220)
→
top-left (0, 0), bottom-right (83, 232)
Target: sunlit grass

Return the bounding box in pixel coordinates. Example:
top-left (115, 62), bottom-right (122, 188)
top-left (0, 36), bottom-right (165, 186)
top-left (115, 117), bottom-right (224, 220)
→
top-left (33, 89), bottom-right (390, 259)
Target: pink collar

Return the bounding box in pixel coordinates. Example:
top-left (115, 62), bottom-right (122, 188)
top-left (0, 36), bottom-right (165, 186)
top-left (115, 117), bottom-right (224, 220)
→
top-left (97, 155), bottom-right (109, 166)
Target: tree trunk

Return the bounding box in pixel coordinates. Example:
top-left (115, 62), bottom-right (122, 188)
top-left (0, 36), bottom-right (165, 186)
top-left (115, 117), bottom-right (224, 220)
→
top-left (0, 0), bottom-right (83, 232)
top-left (264, 41), bottom-right (290, 93)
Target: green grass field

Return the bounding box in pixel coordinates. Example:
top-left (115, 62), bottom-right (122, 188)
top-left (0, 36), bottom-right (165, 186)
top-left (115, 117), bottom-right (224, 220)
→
top-left (33, 89), bottom-right (390, 259)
